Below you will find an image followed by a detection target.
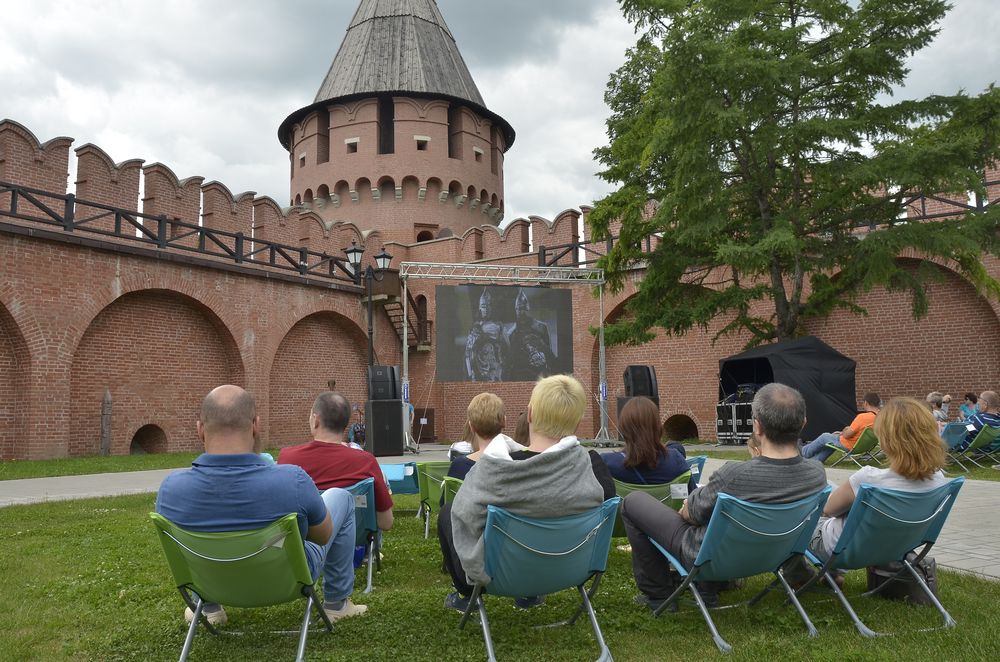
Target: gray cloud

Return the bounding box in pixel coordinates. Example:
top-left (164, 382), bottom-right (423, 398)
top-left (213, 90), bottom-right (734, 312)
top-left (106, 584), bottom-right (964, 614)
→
top-left (0, 0), bottom-right (996, 226)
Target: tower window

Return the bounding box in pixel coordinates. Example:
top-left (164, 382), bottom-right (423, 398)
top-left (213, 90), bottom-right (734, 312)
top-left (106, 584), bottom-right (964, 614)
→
top-left (448, 104), bottom-right (462, 159)
top-left (299, 154), bottom-right (306, 168)
top-left (415, 136), bottom-right (430, 151)
top-left (473, 146), bottom-right (484, 163)
top-left (345, 138), bottom-right (359, 154)
top-left (378, 96), bottom-right (395, 155)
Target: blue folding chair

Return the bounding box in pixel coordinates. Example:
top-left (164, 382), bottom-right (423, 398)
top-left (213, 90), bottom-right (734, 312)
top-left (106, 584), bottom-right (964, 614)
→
top-left (647, 487), bottom-right (831, 653)
top-left (686, 455), bottom-right (708, 484)
top-left (798, 478), bottom-right (965, 637)
top-left (344, 478), bottom-right (380, 594)
top-left (941, 422), bottom-right (970, 472)
top-left (380, 461), bottom-right (419, 495)
top-left (458, 498), bottom-right (621, 662)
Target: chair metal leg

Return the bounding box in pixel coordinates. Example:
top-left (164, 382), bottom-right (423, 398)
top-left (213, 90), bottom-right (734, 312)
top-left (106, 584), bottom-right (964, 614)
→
top-left (459, 585), bottom-right (483, 630)
top-left (305, 585), bottom-right (334, 632)
top-left (688, 584), bottom-right (733, 654)
top-left (776, 569), bottom-right (818, 638)
top-left (423, 504), bottom-right (431, 539)
top-left (178, 599), bottom-right (202, 662)
top-left (578, 584), bottom-right (614, 662)
top-left (295, 594), bottom-right (314, 662)
top-left (476, 594), bottom-right (498, 662)
top-left (824, 571), bottom-right (879, 637)
top-left (364, 538), bottom-right (375, 593)
top-left (903, 560), bottom-right (956, 628)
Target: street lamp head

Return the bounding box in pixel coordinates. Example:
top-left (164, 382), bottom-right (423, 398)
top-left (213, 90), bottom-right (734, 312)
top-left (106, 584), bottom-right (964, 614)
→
top-left (344, 240), bottom-right (364, 269)
top-left (375, 247), bottom-right (393, 272)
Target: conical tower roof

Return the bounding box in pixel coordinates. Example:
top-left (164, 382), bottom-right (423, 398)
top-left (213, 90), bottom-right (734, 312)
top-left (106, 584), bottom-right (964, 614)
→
top-left (279, 0), bottom-right (514, 149)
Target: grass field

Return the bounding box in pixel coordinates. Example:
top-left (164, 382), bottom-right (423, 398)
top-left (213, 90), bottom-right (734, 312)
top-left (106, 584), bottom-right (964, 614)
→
top-left (2, 492), bottom-right (999, 661)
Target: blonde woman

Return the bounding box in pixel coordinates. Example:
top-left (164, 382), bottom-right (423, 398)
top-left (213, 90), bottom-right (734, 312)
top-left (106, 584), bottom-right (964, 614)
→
top-left (809, 397), bottom-right (949, 571)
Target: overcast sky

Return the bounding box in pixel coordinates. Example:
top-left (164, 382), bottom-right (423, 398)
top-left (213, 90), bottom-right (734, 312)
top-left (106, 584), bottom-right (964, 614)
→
top-left (1, 0), bottom-right (997, 223)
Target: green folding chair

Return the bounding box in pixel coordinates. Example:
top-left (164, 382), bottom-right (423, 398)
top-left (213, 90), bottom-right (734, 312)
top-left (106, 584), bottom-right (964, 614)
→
top-left (611, 471), bottom-right (691, 538)
top-left (828, 428), bottom-right (881, 467)
top-left (953, 425), bottom-right (1000, 469)
top-left (150, 512), bottom-right (333, 662)
top-left (442, 476), bottom-right (464, 504)
top-left (416, 460), bottom-right (452, 538)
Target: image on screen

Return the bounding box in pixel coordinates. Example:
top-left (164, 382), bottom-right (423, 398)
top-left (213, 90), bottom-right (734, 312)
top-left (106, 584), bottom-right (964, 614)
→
top-left (435, 285), bottom-right (574, 382)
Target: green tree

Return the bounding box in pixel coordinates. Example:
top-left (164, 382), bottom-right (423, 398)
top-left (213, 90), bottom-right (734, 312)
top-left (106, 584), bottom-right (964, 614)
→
top-left (590, 0), bottom-right (1000, 347)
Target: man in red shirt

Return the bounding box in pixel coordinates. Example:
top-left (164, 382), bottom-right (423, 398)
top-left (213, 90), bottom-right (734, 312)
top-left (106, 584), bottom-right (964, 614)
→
top-left (278, 391), bottom-right (395, 617)
top-left (801, 392), bottom-right (880, 463)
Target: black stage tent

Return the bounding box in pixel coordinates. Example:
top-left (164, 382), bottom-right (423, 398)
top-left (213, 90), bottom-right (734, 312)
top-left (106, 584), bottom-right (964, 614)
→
top-left (719, 336), bottom-right (857, 442)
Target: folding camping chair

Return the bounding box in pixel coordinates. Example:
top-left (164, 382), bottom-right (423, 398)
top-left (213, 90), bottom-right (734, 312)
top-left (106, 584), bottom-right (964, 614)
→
top-left (344, 478), bottom-right (380, 593)
top-left (686, 455), bottom-right (708, 485)
top-left (380, 461), bottom-right (419, 495)
top-left (941, 421), bottom-right (971, 472)
top-left (951, 425), bottom-right (1000, 469)
top-left (646, 487), bottom-right (832, 653)
top-left (797, 478), bottom-right (965, 637)
top-left (611, 471), bottom-right (692, 537)
top-left (416, 460), bottom-right (451, 538)
top-left (828, 428), bottom-right (881, 467)
top-left (150, 513), bottom-right (333, 662)
top-left (442, 476), bottom-right (463, 504)
top-left (457, 498), bottom-right (621, 662)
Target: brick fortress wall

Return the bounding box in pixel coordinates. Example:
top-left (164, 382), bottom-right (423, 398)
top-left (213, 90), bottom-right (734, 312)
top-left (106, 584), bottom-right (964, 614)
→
top-left (2, 118), bottom-right (1000, 458)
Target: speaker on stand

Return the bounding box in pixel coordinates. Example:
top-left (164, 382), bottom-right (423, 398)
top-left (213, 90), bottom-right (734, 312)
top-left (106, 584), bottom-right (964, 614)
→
top-left (365, 399), bottom-right (405, 457)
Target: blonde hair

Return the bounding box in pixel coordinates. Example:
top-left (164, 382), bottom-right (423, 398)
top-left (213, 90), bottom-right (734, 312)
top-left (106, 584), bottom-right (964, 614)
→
top-left (467, 392), bottom-right (505, 439)
top-left (874, 397), bottom-right (946, 480)
top-left (528, 375), bottom-right (586, 439)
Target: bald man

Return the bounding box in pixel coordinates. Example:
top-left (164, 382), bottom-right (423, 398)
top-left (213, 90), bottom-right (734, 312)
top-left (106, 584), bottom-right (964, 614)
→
top-left (155, 385), bottom-right (366, 626)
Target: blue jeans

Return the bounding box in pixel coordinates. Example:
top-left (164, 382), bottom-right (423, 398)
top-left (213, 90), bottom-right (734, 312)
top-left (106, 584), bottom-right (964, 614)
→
top-left (303, 488), bottom-right (357, 604)
top-left (801, 432), bottom-right (846, 463)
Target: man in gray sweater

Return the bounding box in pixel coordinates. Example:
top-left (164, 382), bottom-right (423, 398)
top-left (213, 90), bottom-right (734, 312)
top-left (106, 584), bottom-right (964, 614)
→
top-left (438, 375), bottom-right (615, 611)
top-left (621, 382), bottom-right (827, 609)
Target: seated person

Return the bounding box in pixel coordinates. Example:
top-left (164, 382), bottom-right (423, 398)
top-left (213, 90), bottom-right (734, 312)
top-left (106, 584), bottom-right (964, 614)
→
top-left (621, 383), bottom-right (828, 610)
top-left (959, 393), bottom-right (979, 420)
top-left (800, 392), bottom-right (880, 463)
top-left (512, 411), bottom-right (530, 446)
top-left (602, 396), bottom-right (689, 485)
top-left (155, 385), bottom-right (362, 625)
top-left (278, 391), bottom-right (394, 605)
top-left (448, 392), bottom-right (506, 481)
top-left (809, 397), bottom-right (949, 583)
top-left (926, 391), bottom-right (948, 430)
top-left (438, 375), bottom-right (615, 611)
top-left (960, 390), bottom-right (1000, 449)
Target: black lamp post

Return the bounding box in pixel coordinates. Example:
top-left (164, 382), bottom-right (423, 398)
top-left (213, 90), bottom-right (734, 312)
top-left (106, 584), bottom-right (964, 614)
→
top-left (344, 240), bottom-right (393, 398)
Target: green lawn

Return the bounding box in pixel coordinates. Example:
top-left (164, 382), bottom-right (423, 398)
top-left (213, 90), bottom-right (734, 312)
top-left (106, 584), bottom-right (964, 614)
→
top-left (2, 493), bottom-right (998, 661)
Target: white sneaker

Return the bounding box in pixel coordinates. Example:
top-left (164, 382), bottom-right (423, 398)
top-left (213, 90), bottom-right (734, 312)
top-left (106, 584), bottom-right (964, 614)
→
top-left (184, 605), bottom-right (228, 626)
top-left (323, 599), bottom-right (368, 622)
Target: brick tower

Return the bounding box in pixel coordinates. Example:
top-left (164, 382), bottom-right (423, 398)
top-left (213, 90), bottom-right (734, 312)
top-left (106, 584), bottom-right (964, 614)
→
top-left (278, 0), bottom-right (515, 246)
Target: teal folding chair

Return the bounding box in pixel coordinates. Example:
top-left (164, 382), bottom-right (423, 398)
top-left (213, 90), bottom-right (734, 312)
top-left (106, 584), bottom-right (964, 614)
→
top-left (150, 513), bottom-right (333, 662)
top-left (458, 498), bottom-right (621, 662)
top-left (647, 487), bottom-right (832, 653)
top-left (829, 428), bottom-right (881, 467)
top-left (797, 478), bottom-right (965, 637)
top-left (686, 455), bottom-right (708, 484)
top-left (344, 478), bottom-right (380, 593)
top-left (416, 460), bottom-right (451, 538)
top-left (941, 422), bottom-right (971, 472)
top-left (380, 461), bottom-right (419, 495)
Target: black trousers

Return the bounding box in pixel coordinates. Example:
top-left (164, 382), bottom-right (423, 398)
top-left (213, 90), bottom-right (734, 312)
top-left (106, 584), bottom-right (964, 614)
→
top-left (621, 491), bottom-right (696, 599)
top-left (437, 502), bottom-right (474, 597)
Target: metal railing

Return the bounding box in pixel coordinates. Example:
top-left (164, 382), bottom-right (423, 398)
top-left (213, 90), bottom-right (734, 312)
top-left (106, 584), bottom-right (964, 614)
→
top-left (0, 180), bottom-right (358, 284)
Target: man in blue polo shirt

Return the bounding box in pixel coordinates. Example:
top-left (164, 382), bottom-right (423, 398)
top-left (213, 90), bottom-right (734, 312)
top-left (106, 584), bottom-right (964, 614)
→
top-left (155, 385), bottom-right (367, 625)
top-left (962, 390), bottom-right (1000, 450)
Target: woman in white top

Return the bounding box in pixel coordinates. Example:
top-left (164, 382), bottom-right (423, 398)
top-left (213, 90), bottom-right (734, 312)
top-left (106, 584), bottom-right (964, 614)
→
top-left (810, 397), bottom-right (949, 571)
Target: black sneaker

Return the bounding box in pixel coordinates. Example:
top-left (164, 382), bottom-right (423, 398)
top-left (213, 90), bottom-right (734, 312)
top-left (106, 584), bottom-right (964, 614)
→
top-left (444, 591), bottom-right (472, 612)
top-left (513, 595), bottom-right (545, 609)
top-left (634, 594), bottom-right (678, 613)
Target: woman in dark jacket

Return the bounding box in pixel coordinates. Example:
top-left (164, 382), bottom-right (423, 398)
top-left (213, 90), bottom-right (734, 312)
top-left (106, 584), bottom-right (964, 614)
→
top-left (603, 396), bottom-right (689, 485)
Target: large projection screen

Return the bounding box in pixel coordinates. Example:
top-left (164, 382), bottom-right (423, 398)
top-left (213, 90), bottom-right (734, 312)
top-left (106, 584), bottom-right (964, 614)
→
top-left (436, 285), bottom-right (573, 382)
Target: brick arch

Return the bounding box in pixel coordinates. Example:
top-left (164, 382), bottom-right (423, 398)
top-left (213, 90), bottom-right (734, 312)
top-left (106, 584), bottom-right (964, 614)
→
top-left (809, 257), bottom-right (1000, 400)
top-left (267, 311), bottom-right (368, 448)
top-left (0, 301), bottom-right (30, 460)
top-left (70, 289), bottom-right (245, 456)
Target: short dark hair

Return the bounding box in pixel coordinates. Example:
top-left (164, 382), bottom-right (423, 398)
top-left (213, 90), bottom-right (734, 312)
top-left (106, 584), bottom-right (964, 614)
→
top-left (751, 383), bottom-right (806, 445)
top-left (200, 385), bottom-right (256, 436)
top-left (312, 391), bottom-right (351, 433)
top-left (965, 392), bottom-right (978, 404)
top-left (863, 392), bottom-right (881, 408)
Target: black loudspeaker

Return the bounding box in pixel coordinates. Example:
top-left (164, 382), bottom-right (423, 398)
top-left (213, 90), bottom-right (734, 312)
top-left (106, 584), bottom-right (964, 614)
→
top-left (617, 395), bottom-right (660, 436)
top-left (623, 365), bottom-right (658, 398)
top-left (365, 399), bottom-right (405, 457)
top-left (368, 365), bottom-right (400, 400)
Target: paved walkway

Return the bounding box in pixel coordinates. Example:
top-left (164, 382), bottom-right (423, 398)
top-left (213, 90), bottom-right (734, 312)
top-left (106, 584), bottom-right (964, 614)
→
top-left (1, 451), bottom-right (997, 580)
